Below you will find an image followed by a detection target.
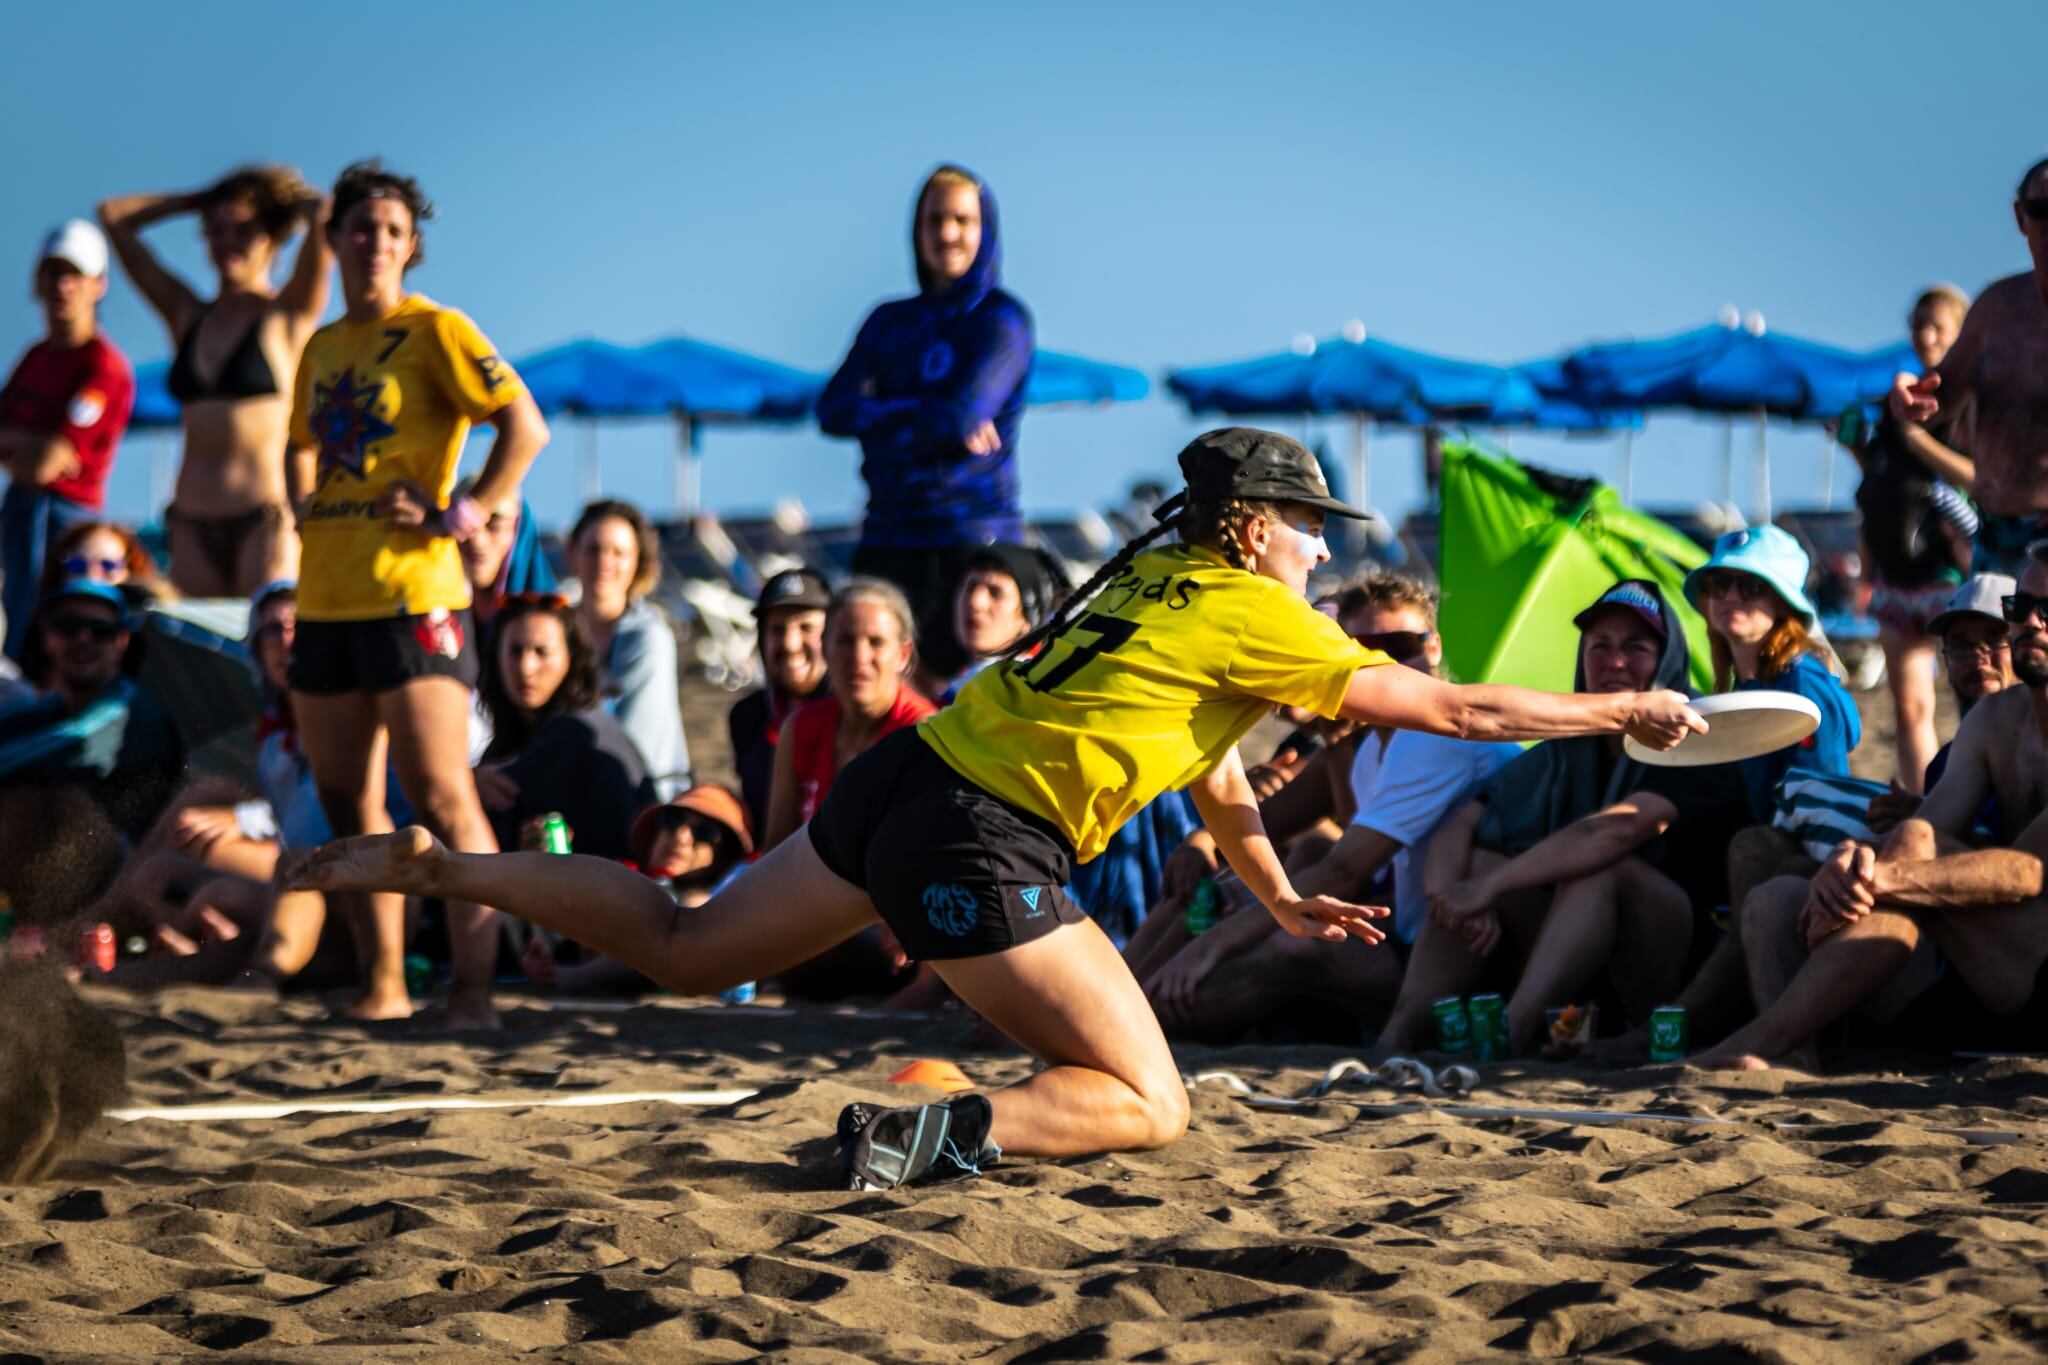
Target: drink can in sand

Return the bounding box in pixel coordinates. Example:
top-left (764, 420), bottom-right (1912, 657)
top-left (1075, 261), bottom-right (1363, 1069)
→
top-left (720, 981), bottom-right (756, 1005)
top-left (540, 812), bottom-right (572, 856)
top-left (78, 922), bottom-right (116, 976)
top-left (1649, 1006), bottom-right (1689, 1063)
top-left (1432, 996), bottom-right (1473, 1054)
top-left (0, 897), bottom-right (12, 940)
top-left (1185, 878), bottom-right (1221, 935)
top-left (404, 953), bottom-right (434, 998)
top-left (1469, 993), bottom-right (1508, 1061)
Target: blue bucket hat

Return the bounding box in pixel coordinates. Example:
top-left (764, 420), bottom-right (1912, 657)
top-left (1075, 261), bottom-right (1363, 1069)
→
top-left (1683, 525), bottom-right (1816, 622)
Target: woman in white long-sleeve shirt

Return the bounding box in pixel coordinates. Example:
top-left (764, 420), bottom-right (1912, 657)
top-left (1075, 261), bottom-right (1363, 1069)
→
top-left (569, 500), bottom-right (691, 799)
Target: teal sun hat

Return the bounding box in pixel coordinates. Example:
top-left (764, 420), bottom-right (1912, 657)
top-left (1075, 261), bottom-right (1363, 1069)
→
top-left (1682, 524), bottom-right (1816, 622)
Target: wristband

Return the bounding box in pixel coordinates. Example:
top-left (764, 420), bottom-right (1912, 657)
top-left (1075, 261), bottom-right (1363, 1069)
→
top-left (441, 495), bottom-right (488, 542)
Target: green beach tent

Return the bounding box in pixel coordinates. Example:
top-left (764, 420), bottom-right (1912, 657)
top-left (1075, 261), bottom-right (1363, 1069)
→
top-left (1438, 440), bottom-right (1713, 693)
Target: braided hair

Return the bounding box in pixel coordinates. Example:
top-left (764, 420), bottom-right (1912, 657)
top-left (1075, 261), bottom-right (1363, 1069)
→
top-left (1000, 493), bottom-right (1279, 663)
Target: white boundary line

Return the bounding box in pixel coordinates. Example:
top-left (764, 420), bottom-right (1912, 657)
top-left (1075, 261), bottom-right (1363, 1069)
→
top-left (109, 1088), bottom-right (759, 1123)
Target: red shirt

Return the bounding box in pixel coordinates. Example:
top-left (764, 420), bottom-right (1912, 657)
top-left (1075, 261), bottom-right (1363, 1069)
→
top-left (786, 684), bottom-right (938, 822)
top-left (0, 335), bottom-right (134, 509)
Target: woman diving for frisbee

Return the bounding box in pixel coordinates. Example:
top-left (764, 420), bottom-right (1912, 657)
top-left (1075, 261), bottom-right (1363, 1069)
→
top-left (288, 428), bottom-right (1704, 1190)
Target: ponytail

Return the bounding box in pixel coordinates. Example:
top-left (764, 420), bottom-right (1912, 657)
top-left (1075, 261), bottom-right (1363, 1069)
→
top-left (998, 491), bottom-right (1279, 663)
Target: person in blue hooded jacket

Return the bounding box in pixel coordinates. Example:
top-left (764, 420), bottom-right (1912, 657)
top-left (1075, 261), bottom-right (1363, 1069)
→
top-left (816, 164), bottom-right (1033, 680)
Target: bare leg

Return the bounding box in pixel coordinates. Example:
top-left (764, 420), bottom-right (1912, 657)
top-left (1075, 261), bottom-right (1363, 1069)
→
top-left (1506, 859), bottom-right (1691, 1054)
top-left (1694, 898), bottom-right (1921, 1072)
top-left (233, 888), bottom-right (333, 992)
top-left (1123, 887), bottom-right (1196, 980)
top-left (294, 690), bottom-right (409, 1020)
top-left (164, 516), bottom-right (235, 600)
top-left (289, 825), bottom-right (883, 995)
top-left (1881, 627), bottom-right (1938, 794)
top-left (1914, 900), bottom-right (2048, 1017)
top-left (932, 919), bottom-right (1190, 1157)
top-left (379, 677), bottom-right (501, 1028)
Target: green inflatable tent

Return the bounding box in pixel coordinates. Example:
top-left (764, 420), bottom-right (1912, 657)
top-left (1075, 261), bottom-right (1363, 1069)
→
top-left (1437, 440), bottom-right (1713, 693)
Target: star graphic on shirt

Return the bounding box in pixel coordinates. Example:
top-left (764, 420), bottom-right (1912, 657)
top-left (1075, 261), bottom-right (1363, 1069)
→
top-left (309, 367), bottom-right (395, 482)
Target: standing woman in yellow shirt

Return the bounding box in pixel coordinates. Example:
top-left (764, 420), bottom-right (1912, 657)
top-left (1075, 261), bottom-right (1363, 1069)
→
top-left (291, 429), bottom-right (1699, 1180)
top-left (285, 161), bottom-right (549, 1026)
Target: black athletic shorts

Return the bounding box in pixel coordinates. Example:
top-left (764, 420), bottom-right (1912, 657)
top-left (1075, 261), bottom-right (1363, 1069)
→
top-left (289, 608), bottom-right (480, 696)
top-left (808, 727), bottom-right (1089, 961)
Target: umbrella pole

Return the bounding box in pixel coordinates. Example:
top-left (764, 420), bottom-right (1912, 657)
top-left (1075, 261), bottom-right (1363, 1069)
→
top-left (1755, 409), bottom-right (1771, 523)
top-left (1821, 425), bottom-right (1836, 510)
top-left (674, 414), bottom-right (699, 518)
top-left (1351, 413), bottom-right (1370, 516)
top-left (1721, 419), bottom-right (1736, 518)
top-left (1620, 428), bottom-right (1635, 505)
top-left (579, 419), bottom-right (600, 503)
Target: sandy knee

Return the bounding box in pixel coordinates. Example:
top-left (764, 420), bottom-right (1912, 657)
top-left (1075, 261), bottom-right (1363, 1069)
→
top-left (1134, 1072), bottom-right (1190, 1149)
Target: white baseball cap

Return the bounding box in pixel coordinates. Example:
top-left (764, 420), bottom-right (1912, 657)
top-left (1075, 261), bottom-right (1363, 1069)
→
top-left (38, 219), bottom-right (108, 278)
top-left (1928, 573), bottom-right (2017, 636)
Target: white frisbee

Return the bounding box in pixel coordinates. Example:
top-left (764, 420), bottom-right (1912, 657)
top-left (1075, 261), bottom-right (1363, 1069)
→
top-left (1623, 691), bottom-right (1820, 767)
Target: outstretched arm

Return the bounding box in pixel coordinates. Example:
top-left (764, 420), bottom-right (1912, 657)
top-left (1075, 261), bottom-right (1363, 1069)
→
top-left (1340, 663), bottom-right (1703, 750)
top-left (1186, 746), bottom-right (1386, 944)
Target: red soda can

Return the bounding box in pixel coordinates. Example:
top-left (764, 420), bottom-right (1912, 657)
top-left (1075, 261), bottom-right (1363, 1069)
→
top-left (78, 922), bottom-right (116, 975)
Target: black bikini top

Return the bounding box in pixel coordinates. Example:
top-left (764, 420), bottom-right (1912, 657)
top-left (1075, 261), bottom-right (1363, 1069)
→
top-left (167, 304), bottom-right (280, 402)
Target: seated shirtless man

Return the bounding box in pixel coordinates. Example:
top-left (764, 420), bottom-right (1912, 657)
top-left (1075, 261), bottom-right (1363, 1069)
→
top-left (1698, 553), bottom-right (2048, 1069)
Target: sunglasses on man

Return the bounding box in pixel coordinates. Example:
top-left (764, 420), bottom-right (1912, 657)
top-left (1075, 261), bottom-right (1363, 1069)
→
top-left (2002, 592), bottom-right (2048, 626)
top-left (1353, 629), bottom-right (1433, 659)
top-left (46, 614), bottom-right (123, 643)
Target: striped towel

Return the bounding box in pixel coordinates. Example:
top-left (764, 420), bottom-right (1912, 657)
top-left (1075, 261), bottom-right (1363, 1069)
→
top-left (1772, 766), bottom-right (1888, 862)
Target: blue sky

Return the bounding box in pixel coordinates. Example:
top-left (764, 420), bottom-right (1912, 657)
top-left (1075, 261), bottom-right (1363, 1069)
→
top-left (3, 1), bottom-right (2042, 530)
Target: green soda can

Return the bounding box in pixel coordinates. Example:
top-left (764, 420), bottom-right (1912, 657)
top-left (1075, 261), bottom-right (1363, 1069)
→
top-left (1431, 996), bottom-right (1473, 1054)
top-left (1648, 1006), bottom-right (1689, 1063)
top-left (403, 953), bottom-right (434, 998)
top-left (539, 812), bottom-right (572, 856)
top-left (0, 893), bottom-right (13, 941)
top-left (1469, 993), bottom-right (1509, 1061)
top-left (1184, 878), bottom-right (1221, 935)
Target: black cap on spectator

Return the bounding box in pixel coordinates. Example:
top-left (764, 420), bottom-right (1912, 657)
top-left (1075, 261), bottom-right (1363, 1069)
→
top-left (754, 568), bottom-right (831, 620)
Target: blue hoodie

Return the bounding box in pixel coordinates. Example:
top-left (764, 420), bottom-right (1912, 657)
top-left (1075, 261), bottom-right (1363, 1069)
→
top-left (816, 169), bottom-right (1034, 549)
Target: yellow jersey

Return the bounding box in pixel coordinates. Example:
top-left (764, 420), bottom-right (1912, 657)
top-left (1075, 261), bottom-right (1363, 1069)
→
top-left (289, 295), bottom-right (524, 621)
top-left (921, 545), bottom-right (1387, 862)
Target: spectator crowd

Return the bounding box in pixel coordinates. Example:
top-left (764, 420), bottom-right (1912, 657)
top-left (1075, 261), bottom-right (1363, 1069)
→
top-left (4, 150), bottom-right (2048, 1072)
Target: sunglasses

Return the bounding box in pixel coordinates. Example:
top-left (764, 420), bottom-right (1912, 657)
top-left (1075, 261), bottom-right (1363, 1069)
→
top-left (61, 555), bottom-right (123, 577)
top-left (46, 614), bottom-right (121, 642)
top-left (1942, 637), bottom-right (2011, 661)
top-left (1698, 570), bottom-right (1773, 603)
top-left (2002, 592), bottom-right (2048, 626)
top-left (2021, 197), bottom-right (2048, 223)
top-left (1354, 629), bottom-right (1433, 659)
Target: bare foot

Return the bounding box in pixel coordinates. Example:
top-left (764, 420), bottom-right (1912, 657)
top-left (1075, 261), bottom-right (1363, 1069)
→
top-left (286, 827), bottom-right (446, 896)
top-left (1689, 1051), bottom-right (1772, 1072)
top-left (339, 986), bottom-right (414, 1022)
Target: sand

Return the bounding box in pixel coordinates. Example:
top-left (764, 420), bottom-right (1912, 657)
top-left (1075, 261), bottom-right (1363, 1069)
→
top-left (6, 676), bottom-right (2043, 1358)
top-left (0, 984), bottom-right (2043, 1360)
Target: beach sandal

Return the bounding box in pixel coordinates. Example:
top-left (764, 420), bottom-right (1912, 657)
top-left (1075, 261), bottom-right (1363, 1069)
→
top-left (837, 1094), bottom-right (1000, 1191)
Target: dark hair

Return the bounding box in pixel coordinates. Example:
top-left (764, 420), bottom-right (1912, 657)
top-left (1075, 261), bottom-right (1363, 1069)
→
top-left (199, 165), bottom-right (310, 243)
top-left (329, 159), bottom-right (434, 271)
top-left (570, 499), bottom-right (662, 601)
top-left (2020, 156), bottom-right (2048, 200)
top-left (480, 595), bottom-right (601, 748)
top-left (1001, 494), bottom-right (1277, 663)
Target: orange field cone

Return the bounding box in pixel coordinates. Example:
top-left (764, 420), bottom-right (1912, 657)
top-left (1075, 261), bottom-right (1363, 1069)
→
top-left (887, 1058), bottom-right (974, 1092)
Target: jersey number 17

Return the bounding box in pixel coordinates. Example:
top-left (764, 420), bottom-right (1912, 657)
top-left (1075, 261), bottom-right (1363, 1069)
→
top-left (1015, 612), bottom-right (1140, 694)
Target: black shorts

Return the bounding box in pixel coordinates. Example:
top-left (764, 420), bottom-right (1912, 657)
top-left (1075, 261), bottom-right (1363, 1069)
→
top-left (850, 543), bottom-right (985, 680)
top-left (289, 608), bottom-right (480, 696)
top-left (808, 727), bottom-right (1089, 961)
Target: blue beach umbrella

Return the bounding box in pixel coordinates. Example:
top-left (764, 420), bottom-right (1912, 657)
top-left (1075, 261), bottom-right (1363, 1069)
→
top-left (1025, 350), bottom-right (1149, 407)
top-left (130, 361), bottom-right (180, 430)
top-left (1168, 327), bottom-right (1547, 510)
top-left (1560, 314), bottom-right (1916, 517)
